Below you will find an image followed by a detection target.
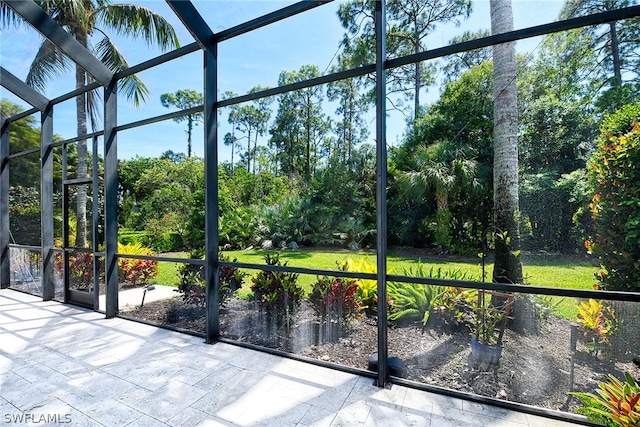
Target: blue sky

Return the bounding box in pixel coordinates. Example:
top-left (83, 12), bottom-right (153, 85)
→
top-left (0, 0), bottom-right (563, 161)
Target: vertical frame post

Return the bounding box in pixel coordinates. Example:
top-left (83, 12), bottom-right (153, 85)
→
top-left (375, 0), bottom-right (389, 387)
top-left (62, 142), bottom-right (69, 302)
top-left (92, 135), bottom-right (100, 310)
top-left (104, 81), bottom-right (118, 317)
top-left (204, 42), bottom-right (220, 343)
top-left (41, 104), bottom-right (54, 300)
top-left (0, 116), bottom-right (9, 289)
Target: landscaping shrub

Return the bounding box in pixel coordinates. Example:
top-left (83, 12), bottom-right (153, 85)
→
top-left (587, 103), bottom-right (640, 292)
top-left (388, 265), bottom-right (480, 326)
top-left (117, 242), bottom-right (158, 286)
top-left (66, 252), bottom-right (95, 290)
top-left (576, 299), bottom-right (617, 356)
top-left (177, 249), bottom-right (245, 307)
top-left (341, 258), bottom-right (383, 315)
top-left (118, 229), bottom-right (148, 246)
top-left (309, 275), bottom-right (361, 326)
top-left (251, 253), bottom-right (303, 315)
top-left (571, 372), bottom-right (640, 427)
top-left (8, 186), bottom-right (41, 246)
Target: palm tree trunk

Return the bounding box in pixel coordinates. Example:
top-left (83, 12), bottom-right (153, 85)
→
top-left (74, 29), bottom-right (88, 249)
top-left (490, 0), bottom-right (522, 284)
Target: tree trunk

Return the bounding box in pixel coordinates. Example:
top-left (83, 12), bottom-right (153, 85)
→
top-left (74, 29), bottom-right (88, 249)
top-left (414, 40), bottom-right (421, 120)
top-left (490, 0), bottom-right (522, 284)
top-left (230, 121), bottom-right (236, 176)
top-left (187, 115), bottom-right (193, 158)
top-left (246, 129), bottom-right (251, 174)
top-left (609, 21), bottom-right (622, 87)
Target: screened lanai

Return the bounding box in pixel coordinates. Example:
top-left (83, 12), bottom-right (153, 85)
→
top-left (2, 1), bottom-right (640, 425)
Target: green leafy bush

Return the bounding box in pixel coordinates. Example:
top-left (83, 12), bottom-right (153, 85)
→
top-left (57, 252), bottom-right (98, 291)
top-left (219, 206), bottom-right (258, 249)
top-left (8, 186), bottom-right (41, 246)
top-left (388, 281), bottom-right (446, 326)
top-left (571, 372), bottom-right (640, 427)
top-left (177, 249), bottom-right (245, 307)
top-left (251, 253), bottom-right (303, 315)
top-left (587, 103), bottom-right (640, 291)
top-left (118, 229), bottom-right (148, 246)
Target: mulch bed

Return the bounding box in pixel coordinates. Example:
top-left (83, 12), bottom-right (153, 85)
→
top-left (127, 295), bottom-right (639, 414)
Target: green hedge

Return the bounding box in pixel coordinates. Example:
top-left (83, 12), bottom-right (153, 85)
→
top-left (118, 229), bottom-right (184, 253)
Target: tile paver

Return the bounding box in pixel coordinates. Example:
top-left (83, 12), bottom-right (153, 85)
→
top-left (1, 289), bottom-right (587, 426)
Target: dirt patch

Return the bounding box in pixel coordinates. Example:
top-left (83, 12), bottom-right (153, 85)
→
top-left (128, 296), bottom-right (639, 414)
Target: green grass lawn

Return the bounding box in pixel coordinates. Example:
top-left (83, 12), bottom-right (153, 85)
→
top-left (154, 254), bottom-right (188, 288)
top-left (155, 248), bottom-right (598, 320)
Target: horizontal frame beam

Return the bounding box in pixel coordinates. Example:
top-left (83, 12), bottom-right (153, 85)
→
top-left (0, 67), bottom-right (49, 110)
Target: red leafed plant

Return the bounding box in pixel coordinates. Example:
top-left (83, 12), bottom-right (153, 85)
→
top-left (571, 372), bottom-right (640, 427)
top-left (309, 275), bottom-right (361, 325)
top-left (117, 243), bottom-right (158, 286)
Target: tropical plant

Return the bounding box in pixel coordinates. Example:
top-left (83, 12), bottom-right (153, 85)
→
top-left (388, 265), bottom-right (478, 326)
top-left (571, 372), bottom-right (640, 427)
top-left (308, 275), bottom-right (361, 326)
top-left (388, 281), bottom-right (445, 326)
top-left (576, 299), bottom-right (617, 355)
top-left (341, 258), bottom-right (386, 315)
top-left (432, 286), bottom-right (477, 326)
top-left (66, 252), bottom-right (96, 291)
top-left (251, 253), bottom-right (303, 315)
top-left (397, 142), bottom-right (480, 252)
top-left (117, 242), bottom-right (158, 286)
top-left (219, 206), bottom-right (257, 249)
top-left (1, 0), bottom-right (179, 248)
top-left (471, 290), bottom-right (513, 347)
top-left (176, 249), bottom-right (244, 308)
top-left (253, 195), bottom-right (311, 249)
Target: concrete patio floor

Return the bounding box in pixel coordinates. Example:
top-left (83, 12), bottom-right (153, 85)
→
top-left (1, 288), bottom-right (585, 426)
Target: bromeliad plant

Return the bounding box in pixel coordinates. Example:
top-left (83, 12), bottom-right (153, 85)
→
top-left (576, 299), bottom-right (617, 355)
top-left (571, 372), bottom-right (640, 427)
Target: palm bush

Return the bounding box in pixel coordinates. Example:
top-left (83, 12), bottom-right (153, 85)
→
top-left (388, 265), bottom-right (478, 326)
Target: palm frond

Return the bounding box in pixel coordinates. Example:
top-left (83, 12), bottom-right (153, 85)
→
top-left (1, 3), bottom-right (23, 29)
top-left (95, 37), bottom-right (148, 106)
top-left (26, 39), bottom-right (71, 93)
top-left (95, 4), bottom-right (179, 51)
